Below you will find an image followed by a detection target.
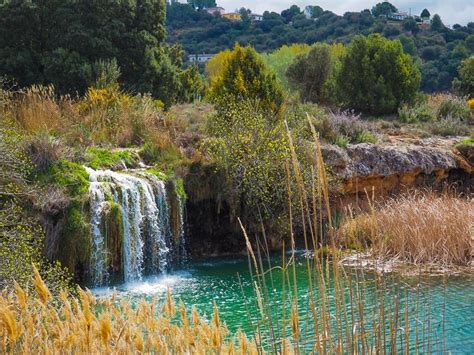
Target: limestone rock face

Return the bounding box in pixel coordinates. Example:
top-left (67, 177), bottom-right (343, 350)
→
top-left (321, 137), bottom-right (473, 194)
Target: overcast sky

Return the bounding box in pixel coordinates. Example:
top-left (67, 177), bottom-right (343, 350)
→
top-left (216, 1), bottom-right (473, 26)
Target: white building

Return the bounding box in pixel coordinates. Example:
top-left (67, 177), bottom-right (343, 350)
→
top-left (188, 54), bottom-right (216, 63)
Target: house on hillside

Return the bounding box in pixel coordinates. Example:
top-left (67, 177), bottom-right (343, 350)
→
top-left (387, 12), bottom-right (410, 21)
top-left (250, 13), bottom-right (263, 22)
top-left (205, 7), bottom-right (225, 16)
top-left (188, 53), bottom-right (215, 63)
top-left (223, 12), bottom-right (241, 21)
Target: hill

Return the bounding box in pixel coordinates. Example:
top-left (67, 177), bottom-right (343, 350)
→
top-left (166, 2), bottom-right (474, 92)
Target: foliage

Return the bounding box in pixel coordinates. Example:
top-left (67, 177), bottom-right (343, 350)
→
top-left (187, 0), bottom-right (216, 10)
top-left (453, 56), bottom-right (474, 97)
top-left (204, 50), bottom-right (232, 83)
top-left (398, 103), bottom-right (434, 123)
top-left (420, 9), bottom-right (431, 18)
top-left (262, 44), bottom-right (311, 90)
top-left (0, 123), bottom-right (72, 293)
top-left (167, 3), bottom-right (474, 94)
top-left (431, 14), bottom-right (446, 32)
top-left (435, 94), bottom-right (472, 122)
top-left (85, 148), bottom-right (140, 170)
top-left (371, 2), bottom-right (397, 17)
top-left (310, 110), bottom-right (377, 146)
top-left (207, 98), bottom-right (288, 214)
top-left (0, 0), bottom-right (200, 107)
top-left (209, 44), bottom-right (284, 115)
top-left (336, 34), bottom-right (421, 115)
top-left (286, 44), bottom-right (344, 104)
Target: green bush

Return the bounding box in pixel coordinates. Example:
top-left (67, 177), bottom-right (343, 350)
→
top-left (398, 103), bottom-right (435, 123)
top-left (436, 96), bottom-right (472, 122)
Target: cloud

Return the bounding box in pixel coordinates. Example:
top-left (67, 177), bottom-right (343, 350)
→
top-left (216, 0), bottom-right (473, 25)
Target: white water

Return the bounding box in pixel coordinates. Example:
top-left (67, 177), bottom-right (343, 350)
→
top-left (86, 168), bottom-right (184, 287)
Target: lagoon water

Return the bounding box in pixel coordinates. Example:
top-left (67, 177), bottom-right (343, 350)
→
top-left (93, 255), bottom-right (474, 353)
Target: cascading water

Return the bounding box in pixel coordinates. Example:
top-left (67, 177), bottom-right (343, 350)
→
top-left (85, 167), bottom-right (185, 287)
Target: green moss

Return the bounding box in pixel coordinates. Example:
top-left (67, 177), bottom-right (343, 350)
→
top-left (174, 178), bottom-right (187, 201)
top-left (85, 147), bottom-right (139, 170)
top-left (140, 143), bottom-right (185, 173)
top-left (61, 202), bottom-right (90, 273)
top-left (457, 137), bottom-right (474, 146)
top-left (36, 160), bottom-right (90, 197)
top-left (146, 168), bottom-right (169, 181)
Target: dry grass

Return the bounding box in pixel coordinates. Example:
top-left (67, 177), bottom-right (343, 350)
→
top-left (0, 267), bottom-right (255, 354)
top-left (338, 192), bottom-right (473, 266)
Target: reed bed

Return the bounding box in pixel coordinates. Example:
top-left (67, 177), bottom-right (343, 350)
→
top-left (337, 192), bottom-right (473, 266)
top-left (0, 267), bottom-right (255, 354)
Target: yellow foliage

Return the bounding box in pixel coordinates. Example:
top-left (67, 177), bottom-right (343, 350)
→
top-left (205, 50), bottom-right (232, 84)
top-left (468, 98), bottom-right (474, 109)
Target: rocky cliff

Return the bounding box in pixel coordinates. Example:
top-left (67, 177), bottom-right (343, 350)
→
top-left (322, 137), bottom-right (473, 194)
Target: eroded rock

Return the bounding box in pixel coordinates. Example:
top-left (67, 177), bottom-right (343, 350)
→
top-left (322, 137), bottom-right (473, 194)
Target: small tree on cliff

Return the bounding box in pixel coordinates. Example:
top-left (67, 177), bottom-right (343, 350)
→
top-left (336, 34), bottom-right (420, 115)
top-left (209, 44), bottom-right (284, 115)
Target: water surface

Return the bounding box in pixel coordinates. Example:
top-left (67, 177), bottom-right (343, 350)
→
top-left (93, 255), bottom-right (474, 353)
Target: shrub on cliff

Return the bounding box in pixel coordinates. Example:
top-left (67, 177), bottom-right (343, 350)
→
top-left (336, 34), bottom-right (420, 115)
top-left (0, 123), bottom-right (72, 293)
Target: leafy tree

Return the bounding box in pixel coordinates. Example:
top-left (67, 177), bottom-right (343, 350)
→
top-left (306, 5), bottom-right (324, 18)
top-left (402, 18), bottom-right (419, 34)
top-left (187, 0), bottom-right (216, 10)
top-left (207, 98), bottom-right (288, 214)
top-left (205, 50), bottom-right (232, 83)
top-left (281, 5), bottom-right (301, 23)
top-left (420, 9), bottom-right (431, 19)
top-left (398, 34), bottom-right (416, 55)
top-left (0, 0), bottom-right (199, 107)
top-left (453, 56), bottom-right (474, 97)
top-left (209, 44), bottom-right (284, 114)
top-left (336, 34), bottom-right (421, 114)
top-left (431, 14), bottom-right (446, 32)
top-left (262, 44), bottom-right (311, 89)
top-left (371, 2), bottom-right (397, 17)
top-left (286, 44), bottom-right (335, 103)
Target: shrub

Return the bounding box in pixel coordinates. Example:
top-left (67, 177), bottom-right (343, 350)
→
top-left (435, 94), bottom-right (472, 122)
top-left (398, 103), bottom-right (435, 123)
top-left (25, 133), bottom-right (70, 172)
top-left (337, 34), bottom-right (420, 115)
top-left (311, 110), bottom-right (378, 145)
top-left (209, 44), bottom-right (284, 115)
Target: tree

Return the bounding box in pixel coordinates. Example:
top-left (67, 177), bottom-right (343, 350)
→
top-left (281, 5), bottom-right (301, 23)
top-left (187, 0), bottom-right (216, 10)
top-left (286, 44), bottom-right (335, 103)
top-left (453, 56), bottom-right (474, 97)
top-left (371, 2), bottom-right (397, 17)
top-left (336, 34), bottom-right (421, 115)
top-left (420, 9), bottom-right (431, 19)
top-left (431, 14), bottom-right (446, 32)
top-left (207, 99), bottom-right (288, 214)
top-left (262, 44), bottom-right (310, 89)
top-left (209, 44), bottom-right (284, 114)
top-left (402, 17), bottom-right (419, 34)
top-left (0, 0), bottom-right (200, 107)
top-left (307, 5), bottom-right (324, 18)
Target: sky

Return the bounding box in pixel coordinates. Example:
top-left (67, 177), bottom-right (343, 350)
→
top-left (215, 1), bottom-right (474, 26)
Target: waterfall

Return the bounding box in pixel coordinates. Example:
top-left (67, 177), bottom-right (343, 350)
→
top-left (85, 168), bottom-right (185, 287)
